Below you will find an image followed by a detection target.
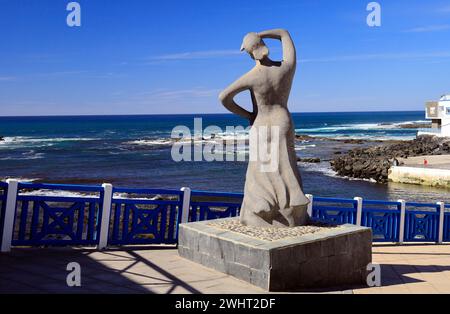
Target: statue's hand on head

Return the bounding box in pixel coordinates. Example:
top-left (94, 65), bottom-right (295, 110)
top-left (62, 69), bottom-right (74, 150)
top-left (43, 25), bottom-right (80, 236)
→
top-left (256, 29), bottom-right (297, 66)
top-left (240, 32), bottom-right (269, 61)
top-left (219, 28), bottom-right (296, 127)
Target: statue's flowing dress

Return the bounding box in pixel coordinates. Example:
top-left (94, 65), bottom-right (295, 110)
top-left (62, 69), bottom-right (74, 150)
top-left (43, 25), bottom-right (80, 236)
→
top-left (239, 64), bottom-right (310, 227)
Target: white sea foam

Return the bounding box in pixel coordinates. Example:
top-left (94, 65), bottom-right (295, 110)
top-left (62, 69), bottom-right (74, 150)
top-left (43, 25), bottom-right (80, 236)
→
top-left (1, 136), bottom-right (95, 143)
top-left (300, 162), bottom-right (339, 177)
top-left (0, 150), bottom-right (45, 160)
top-left (18, 189), bottom-right (164, 200)
top-left (125, 131), bottom-right (250, 147)
top-left (19, 189), bottom-right (93, 198)
top-left (300, 162), bottom-right (378, 183)
top-left (305, 134), bottom-right (415, 141)
top-left (0, 136), bottom-right (96, 149)
top-left (125, 139), bottom-right (174, 146)
top-left (0, 177), bottom-right (40, 183)
top-left (295, 144), bottom-right (316, 151)
top-left (296, 123), bottom-right (404, 133)
top-left (396, 120), bottom-right (429, 125)
top-left (295, 120), bottom-right (428, 141)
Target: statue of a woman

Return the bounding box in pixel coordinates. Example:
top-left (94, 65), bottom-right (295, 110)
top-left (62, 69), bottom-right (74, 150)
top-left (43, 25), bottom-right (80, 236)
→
top-left (219, 29), bottom-right (310, 228)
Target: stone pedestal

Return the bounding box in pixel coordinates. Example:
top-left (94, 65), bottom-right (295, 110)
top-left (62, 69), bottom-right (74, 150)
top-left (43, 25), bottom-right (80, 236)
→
top-left (178, 218), bottom-right (372, 292)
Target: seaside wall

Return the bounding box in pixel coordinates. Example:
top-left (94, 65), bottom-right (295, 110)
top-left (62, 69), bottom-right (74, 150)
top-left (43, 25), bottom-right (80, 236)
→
top-left (389, 166), bottom-right (450, 187)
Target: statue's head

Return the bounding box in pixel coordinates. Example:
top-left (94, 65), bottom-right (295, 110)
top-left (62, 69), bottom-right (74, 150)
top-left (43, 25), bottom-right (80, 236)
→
top-left (240, 32), bottom-right (269, 61)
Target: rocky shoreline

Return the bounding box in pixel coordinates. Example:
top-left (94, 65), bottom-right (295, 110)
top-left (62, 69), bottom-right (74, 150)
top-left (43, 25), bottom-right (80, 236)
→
top-left (295, 134), bottom-right (384, 145)
top-left (330, 135), bottom-right (450, 183)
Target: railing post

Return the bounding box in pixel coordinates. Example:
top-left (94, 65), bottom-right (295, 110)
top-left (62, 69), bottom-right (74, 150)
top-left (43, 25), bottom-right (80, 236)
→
top-left (438, 202), bottom-right (445, 244)
top-left (97, 183), bottom-right (113, 250)
top-left (354, 197), bottom-right (363, 226)
top-left (1, 179), bottom-right (19, 253)
top-left (306, 194), bottom-right (313, 217)
top-left (398, 199), bottom-right (406, 245)
top-left (180, 187), bottom-right (191, 224)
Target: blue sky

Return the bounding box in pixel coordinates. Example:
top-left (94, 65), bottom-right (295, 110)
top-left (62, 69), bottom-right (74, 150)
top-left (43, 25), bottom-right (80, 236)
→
top-left (1, 0), bottom-right (450, 116)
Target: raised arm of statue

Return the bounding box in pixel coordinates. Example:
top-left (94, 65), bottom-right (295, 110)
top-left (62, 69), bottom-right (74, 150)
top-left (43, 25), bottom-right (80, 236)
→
top-left (219, 75), bottom-right (254, 121)
top-left (258, 29), bottom-right (296, 66)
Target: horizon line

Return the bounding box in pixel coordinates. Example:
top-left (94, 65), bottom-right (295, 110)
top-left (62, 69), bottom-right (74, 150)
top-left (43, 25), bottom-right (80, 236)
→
top-left (0, 109), bottom-right (425, 118)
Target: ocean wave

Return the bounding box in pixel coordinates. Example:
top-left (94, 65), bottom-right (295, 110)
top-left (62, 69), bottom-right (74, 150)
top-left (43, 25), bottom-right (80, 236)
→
top-left (396, 120), bottom-right (429, 125)
top-left (18, 189), bottom-right (166, 200)
top-left (301, 162), bottom-right (339, 177)
top-left (300, 162), bottom-right (377, 183)
top-left (124, 132), bottom-right (250, 148)
top-left (304, 134), bottom-right (416, 141)
top-left (19, 189), bottom-right (95, 198)
top-left (0, 150), bottom-right (45, 160)
top-left (295, 120), bottom-right (428, 134)
top-left (212, 148), bottom-right (249, 156)
top-left (295, 144), bottom-right (316, 151)
top-left (125, 139), bottom-right (174, 146)
top-left (0, 177), bottom-right (40, 182)
top-left (0, 136), bottom-right (96, 148)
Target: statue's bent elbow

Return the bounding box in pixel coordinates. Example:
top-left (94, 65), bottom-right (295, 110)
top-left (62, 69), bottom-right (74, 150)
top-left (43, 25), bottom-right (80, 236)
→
top-left (218, 91), bottom-right (227, 103)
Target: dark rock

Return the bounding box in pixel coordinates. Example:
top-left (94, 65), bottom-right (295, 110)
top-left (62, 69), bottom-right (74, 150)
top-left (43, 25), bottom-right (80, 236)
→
top-left (331, 135), bottom-right (450, 183)
top-left (295, 134), bottom-right (315, 141)
top-left (295, 134), bottom-right (383, 144)
top-left (399, 123), bottom-right (431, 129)
top-left (342, 139), bottom-right (365, 144)
top-left (298, 157), bottom-right (321, 163)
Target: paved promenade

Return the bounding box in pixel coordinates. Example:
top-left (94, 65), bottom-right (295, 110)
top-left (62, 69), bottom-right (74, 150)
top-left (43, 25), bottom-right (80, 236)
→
top-left (399, 155), bottom-right (450, 169)
top-left (1, 244), bottom-right (450, 294)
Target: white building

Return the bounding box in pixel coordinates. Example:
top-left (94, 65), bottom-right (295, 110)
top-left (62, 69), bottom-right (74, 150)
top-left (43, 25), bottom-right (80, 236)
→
top-left (418, 94), bottom-right (450, 137)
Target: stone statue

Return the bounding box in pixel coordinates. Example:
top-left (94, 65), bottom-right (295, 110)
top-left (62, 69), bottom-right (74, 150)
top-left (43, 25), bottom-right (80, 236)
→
top-left (219, 29), bottom-right (310, 228)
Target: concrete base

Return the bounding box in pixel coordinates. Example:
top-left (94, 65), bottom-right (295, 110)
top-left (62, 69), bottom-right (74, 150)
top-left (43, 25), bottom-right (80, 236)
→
top-left (178, 218), bottom-right (372, 292)
top-left (389, 165), bottom-right (450, 187)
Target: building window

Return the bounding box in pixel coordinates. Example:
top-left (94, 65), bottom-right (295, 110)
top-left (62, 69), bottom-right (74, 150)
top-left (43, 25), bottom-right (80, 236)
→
top-left (447, 107), bottom-right (450, 115)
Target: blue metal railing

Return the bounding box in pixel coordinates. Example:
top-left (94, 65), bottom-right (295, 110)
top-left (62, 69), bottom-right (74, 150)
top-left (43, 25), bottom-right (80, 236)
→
top-left (311, 197), bottom-right (358, 225)
top-left (404, 202), bottom-right (440, 243)
top-left (0, 182), bottom-right (8, 249)
top-left (12, 183), bottom-right (103, 247)
top-left (109, 187), bottom-right (184, 245)
top-left (445, 204), bottom-right (450, 243)
top-left (362, 200), bottom-right (401, 242)
top-left (189, 190), bottom-right (243, 222)
top-left (1, 181), bottom-right (450, 251)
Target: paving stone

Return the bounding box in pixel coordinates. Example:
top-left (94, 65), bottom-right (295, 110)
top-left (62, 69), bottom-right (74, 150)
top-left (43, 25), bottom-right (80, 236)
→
top-left (5, 235), bottom-right (450, 294)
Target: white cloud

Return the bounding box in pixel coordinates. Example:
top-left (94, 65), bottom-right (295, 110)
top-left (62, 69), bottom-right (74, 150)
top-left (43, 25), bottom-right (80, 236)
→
top-left (437, 5), bottom-right (450, 13)
top-left (300, 51), bottom-right (450, 63)
top-left (107, 88), bottom-right (222, 109)
top-left (0, 76), bottom-right (17, 81)
top-left (92, 87), bottom-right (223, 114)
top-left (137, 88), bottom-right (220, 100)
top-left (404, 24), bottom-right (450, 33)
top-left (148, 50), bottom-right (241, 62)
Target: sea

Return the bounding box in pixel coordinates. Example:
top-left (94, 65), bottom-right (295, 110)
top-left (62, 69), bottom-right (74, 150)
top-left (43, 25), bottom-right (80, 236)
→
top-left (1, 111), bottom-right (449, 203)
